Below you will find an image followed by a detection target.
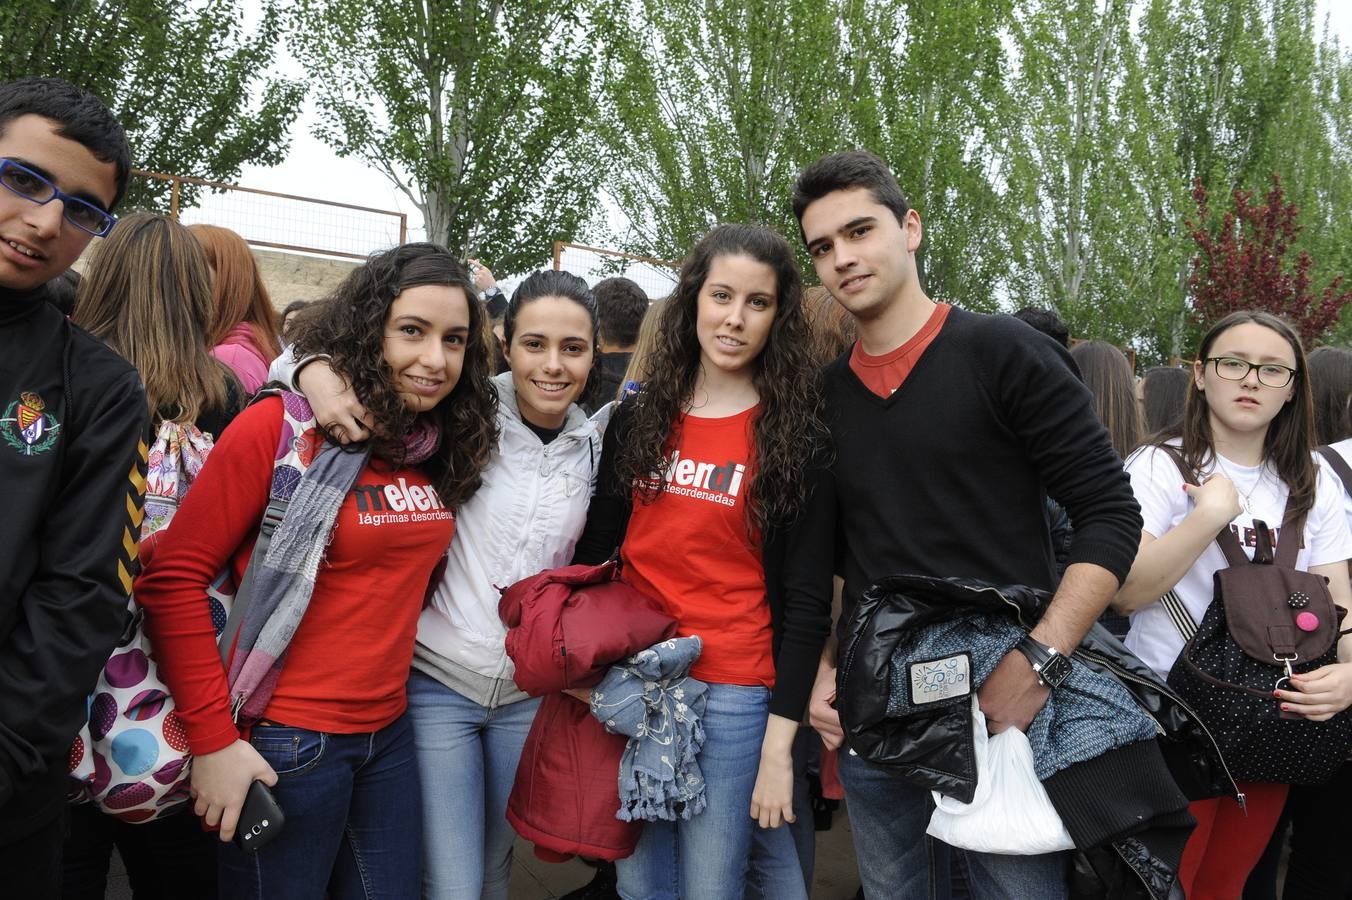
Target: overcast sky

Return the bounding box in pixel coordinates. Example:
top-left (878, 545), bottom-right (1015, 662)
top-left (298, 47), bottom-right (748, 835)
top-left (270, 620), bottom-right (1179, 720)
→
top-left (234, 0), bottom-right (1352, 257)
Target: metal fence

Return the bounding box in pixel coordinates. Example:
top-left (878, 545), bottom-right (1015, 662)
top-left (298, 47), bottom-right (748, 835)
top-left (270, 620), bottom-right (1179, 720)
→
top-left (130, 170), bottom-right (407, 261)
top-left (551, 241), bottom-right (678, 299)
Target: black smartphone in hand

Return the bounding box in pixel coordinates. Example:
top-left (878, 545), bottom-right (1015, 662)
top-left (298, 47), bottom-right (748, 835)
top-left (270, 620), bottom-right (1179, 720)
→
top-left (233, 779), bottom-right (285, 852)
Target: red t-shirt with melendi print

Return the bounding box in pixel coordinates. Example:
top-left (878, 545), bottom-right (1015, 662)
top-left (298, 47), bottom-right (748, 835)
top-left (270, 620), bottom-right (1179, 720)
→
top-left (619, 405), bottom-right (774, 688)
top-left (134, 397), bottom-right (456, 755)
top-left (850, 302), bottom-right (951, 398)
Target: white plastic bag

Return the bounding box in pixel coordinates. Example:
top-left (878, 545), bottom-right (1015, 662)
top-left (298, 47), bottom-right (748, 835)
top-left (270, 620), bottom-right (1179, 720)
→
top-left (925, 696), bottom-right (1075, 855)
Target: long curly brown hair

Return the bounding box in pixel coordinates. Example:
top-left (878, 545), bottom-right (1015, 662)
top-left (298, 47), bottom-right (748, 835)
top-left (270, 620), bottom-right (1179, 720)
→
top-left (293, 243), bottom-right (499, 507)
top-left (615, 224), bottom-right (825, 531)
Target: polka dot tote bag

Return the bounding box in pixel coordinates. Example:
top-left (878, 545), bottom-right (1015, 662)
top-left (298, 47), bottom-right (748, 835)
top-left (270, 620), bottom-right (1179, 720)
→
top-left (68, 392), bottom-right (321, 821)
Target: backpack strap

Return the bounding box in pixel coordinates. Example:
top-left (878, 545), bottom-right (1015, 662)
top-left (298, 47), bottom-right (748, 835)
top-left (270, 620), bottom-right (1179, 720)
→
top-left (217, 500), bottom-right (286, 665)
top-left (1273, 499), bottom-right (1310, 569)
top-left (1316, 445), bottom-right (1352, 497)
top-left (1157, 589), bottom-right (1199, 641)
top-left (216, 390), bottom-right (323, 666)
top-left (1252, 436), bottom-right (1352, 572)
top-left (1154, 446), bottom-right (1221, 643)
top-left (1157, 444), bottom-right (1250, 568)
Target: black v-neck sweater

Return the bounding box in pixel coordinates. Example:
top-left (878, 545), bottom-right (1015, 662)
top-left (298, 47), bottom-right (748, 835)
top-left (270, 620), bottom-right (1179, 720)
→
top-left (783, 307), bottom-right (1142, 636)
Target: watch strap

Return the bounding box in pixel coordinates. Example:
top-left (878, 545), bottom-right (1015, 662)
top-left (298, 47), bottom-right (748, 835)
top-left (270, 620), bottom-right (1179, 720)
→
top-left (1015, 636), bottom-right (1069, 687)
top-left (1016, 635), bottom-right (1051, 667)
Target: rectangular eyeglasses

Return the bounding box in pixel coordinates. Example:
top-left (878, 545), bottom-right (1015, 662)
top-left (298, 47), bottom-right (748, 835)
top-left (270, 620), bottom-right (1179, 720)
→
top-left (1204, 356), bottom-right (1296, 389)
top-left (0, 158), bottom-right (116, 237)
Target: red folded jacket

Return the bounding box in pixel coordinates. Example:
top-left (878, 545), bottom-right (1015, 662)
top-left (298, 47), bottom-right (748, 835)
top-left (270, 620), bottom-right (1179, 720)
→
top-left (500, 561), bottom-right (678, 861)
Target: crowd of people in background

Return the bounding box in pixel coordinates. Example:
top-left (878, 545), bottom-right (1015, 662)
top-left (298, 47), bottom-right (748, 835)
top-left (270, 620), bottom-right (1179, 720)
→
top-left (4, 74), bottom-right (1352, 900)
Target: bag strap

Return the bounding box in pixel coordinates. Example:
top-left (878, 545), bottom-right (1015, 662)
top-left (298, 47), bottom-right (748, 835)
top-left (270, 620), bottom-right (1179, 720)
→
top-left (1157, 588), bottom-right (1198, 642)
top-left (1272, 505), bottom-right (1310, 569)
top-left (1157, 445), bottom-right (1249, 567)
top-left (216, 389), bottom-right (320, 666)
top-left (1316, 445), bottom-right (1352, 497)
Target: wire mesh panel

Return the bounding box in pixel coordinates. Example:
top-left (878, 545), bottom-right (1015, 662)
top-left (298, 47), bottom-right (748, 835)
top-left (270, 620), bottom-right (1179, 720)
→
top-left (130, 171), bottom-right (407, 260)
top-left (551, 242), bottom-right (679, 299)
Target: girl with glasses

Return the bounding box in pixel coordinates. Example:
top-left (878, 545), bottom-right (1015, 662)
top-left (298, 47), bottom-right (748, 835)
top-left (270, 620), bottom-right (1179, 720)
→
top-left (1111, 310), bottom-right (1352, 900)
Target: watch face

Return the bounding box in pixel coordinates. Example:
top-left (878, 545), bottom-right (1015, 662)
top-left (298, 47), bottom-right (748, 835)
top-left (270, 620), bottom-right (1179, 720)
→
top-left (1040, 654), bottom-right (1072, 688)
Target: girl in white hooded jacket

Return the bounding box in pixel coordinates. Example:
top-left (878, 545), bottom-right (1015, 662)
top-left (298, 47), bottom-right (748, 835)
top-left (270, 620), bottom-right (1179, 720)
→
top-left (294, 269), bottom-right (607, 899)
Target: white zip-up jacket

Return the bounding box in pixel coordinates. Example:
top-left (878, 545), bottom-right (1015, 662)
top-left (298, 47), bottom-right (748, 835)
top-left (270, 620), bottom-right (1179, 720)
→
top-left (411, 372), bottom-right (608, 707)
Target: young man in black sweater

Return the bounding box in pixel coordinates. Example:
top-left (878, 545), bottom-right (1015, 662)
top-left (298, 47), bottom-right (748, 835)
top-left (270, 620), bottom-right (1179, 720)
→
top-left (0, 78), bottom-right (147, 895)
top-left (787, 151), bottom-right (1142, 898)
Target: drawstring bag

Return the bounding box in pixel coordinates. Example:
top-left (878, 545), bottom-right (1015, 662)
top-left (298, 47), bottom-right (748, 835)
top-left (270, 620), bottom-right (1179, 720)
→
top-left (927, 696), bottom-right (1074, 855)
top-left (1160, 446), bottom-right (1352, 785)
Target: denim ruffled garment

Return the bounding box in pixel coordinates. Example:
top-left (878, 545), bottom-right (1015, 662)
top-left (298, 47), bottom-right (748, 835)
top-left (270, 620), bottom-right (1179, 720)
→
top-left (591, 636), bottom-right (708, 822)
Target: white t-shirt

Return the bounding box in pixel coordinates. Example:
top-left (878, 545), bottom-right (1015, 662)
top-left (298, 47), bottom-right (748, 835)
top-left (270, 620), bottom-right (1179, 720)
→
top-left (1124, 442), bottom-right (1352, 678)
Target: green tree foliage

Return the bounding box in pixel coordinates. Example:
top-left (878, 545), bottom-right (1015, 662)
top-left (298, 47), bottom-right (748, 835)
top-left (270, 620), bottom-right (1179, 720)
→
top-left (601, 0), bottom-right (1013, 309)
top-left (288, 0), bottom-right (605, 274)
top-left (0, 0), bottom-right (303, 211)
top-left (1000, 0), bottom-right (1352, 360)
top-left (592, 0), bottom-right (1351, 359)
top-left (597, 0), bottom-right (846, 261)
top-left (1135, 0), bottom-right (1352, 356)
top-left (1263, 12), bottom-right (1352, 326)
top-left (1113, 0), bottom-right (1220, 361)
top-left (844, 0), bottom-right (1013, 310)
top-left (1318, 36), bottom-right (1352, 344)
top-left (1003, 0), bottom-right (1147, 344)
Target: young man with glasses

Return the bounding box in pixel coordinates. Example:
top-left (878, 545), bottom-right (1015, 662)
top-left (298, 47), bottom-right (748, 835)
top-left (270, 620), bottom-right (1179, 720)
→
top-left (784, 151), bottom-right (1145, 898)
top-left (0, 77), bottom-right (147, 894)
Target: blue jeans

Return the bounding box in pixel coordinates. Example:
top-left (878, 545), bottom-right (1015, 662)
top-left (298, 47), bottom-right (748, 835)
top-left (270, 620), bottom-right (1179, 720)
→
top-left (617, 683), bottom-right (808, 900)
top-left (406, 671), bottom-right (540, 900)
top-left (218, 713), bottom-right (421, 900)
top-left (839, 748), bottom-right (1068, 900)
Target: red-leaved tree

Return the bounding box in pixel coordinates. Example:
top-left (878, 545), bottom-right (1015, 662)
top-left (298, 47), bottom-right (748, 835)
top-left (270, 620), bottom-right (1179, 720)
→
top-left (1189, 173), bottom-right (1352, 348)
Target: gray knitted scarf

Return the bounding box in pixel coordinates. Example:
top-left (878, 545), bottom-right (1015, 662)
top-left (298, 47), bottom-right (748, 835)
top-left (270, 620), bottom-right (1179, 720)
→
top-left (226, 412), bottom-right (440, 723)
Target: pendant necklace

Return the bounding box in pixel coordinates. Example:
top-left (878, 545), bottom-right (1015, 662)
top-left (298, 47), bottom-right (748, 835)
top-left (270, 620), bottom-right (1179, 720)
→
top-left (1214, 455), bottom-right (1262, 515)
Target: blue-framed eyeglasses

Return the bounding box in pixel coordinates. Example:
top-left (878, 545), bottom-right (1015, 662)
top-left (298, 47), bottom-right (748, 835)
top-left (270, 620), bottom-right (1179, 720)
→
top-left (0, 158), bottom-right (116, 237)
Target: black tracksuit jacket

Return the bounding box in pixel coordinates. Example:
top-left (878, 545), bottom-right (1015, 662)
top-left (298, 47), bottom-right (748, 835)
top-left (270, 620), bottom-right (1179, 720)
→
top-left (0, 285), bottom-right (147, 842)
